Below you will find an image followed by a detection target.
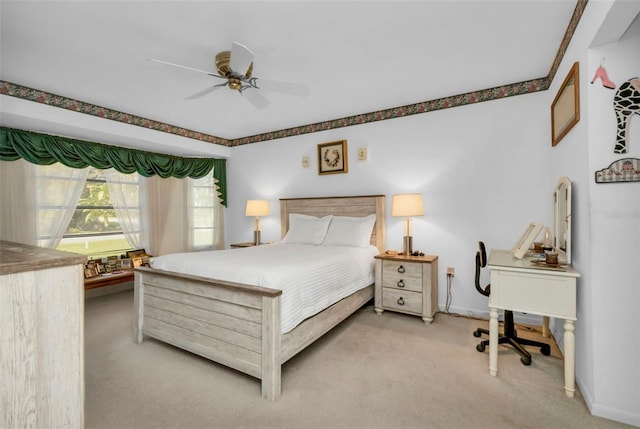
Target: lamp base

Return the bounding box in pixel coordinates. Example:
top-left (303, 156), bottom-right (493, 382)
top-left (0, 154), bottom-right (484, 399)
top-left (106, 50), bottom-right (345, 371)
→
top-left (253, 230), bottom-right (261, 246)
top-left (403, 236), bottom-right (413, 255)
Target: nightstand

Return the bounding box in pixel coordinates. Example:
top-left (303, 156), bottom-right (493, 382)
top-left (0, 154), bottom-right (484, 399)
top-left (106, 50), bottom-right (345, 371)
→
top-left (230, 242), bottom-right (259, 248)
top-left (374, 253), bottom-right (438, 323)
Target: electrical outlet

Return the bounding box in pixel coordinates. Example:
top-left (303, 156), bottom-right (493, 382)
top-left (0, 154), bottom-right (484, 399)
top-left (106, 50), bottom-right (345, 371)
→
top-left (447, 267), bottom-right (455, 277)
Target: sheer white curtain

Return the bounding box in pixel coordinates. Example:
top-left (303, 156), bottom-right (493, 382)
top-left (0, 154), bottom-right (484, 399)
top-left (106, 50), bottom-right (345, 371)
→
top-left (0, 160), bottom-right (87, 248)
top-left (0, 159), bottom-right (37, 245)
top-left (104, 168), bottom-right (148, 251)
top-left (36, 163), bottom-right (88, 249)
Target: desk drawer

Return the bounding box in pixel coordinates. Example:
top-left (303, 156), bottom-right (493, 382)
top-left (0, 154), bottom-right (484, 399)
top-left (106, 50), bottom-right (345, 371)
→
top-left (382, 288), bottom-right (422, 315)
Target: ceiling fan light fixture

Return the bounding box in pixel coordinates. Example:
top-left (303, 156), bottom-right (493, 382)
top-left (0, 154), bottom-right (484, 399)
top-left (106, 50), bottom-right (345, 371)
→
top-left (215, 50), bottom-right (252, 79)
top-left (229, 78), bottom-right (243, 91)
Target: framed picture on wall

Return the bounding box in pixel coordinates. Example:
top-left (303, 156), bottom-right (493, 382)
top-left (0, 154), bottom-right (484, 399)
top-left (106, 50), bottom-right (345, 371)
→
top-left (551, 62), bottom-right (580, 147)
top-left (318, 140), bottom-right (348, 175)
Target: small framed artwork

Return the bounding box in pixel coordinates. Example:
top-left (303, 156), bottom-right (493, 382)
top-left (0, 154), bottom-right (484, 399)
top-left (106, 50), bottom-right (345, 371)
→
top-left (318, 140), bottom-right (348, 175)
top-left (551, 62), bottom-right (580, 147)
top-left (84, 265), bottom-right (99, 279)
top-left (121, 258), bottom-right (133, 269)
top-left (127, 249), bottom-right (147, 258)
top-left (132, 257), bottom-right (143, 268)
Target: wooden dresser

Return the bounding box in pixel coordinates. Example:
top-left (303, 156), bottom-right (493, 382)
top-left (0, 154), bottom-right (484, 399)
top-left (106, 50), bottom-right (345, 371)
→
top-left (374, 253), bottom-right (439, 323)
top-left (0, 240), bottom-right (86, 428)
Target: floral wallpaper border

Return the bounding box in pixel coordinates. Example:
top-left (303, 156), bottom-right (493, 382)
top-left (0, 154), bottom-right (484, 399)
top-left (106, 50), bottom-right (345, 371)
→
top-left (0, 0), bottom-right (586, 148)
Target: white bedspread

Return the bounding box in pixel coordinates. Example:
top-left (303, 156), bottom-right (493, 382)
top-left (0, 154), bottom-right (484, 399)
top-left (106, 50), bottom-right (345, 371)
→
top-left (150, 243), bottom-right (379, 333)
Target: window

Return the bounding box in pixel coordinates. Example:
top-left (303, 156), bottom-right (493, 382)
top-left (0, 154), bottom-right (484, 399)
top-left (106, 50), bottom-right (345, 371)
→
top-left (189, 170), bottom-right (220, 251)
top-left (37, 165), bottom-right (140, 257)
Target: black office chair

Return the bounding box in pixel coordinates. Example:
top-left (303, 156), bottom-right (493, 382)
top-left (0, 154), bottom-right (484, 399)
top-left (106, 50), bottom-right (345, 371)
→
top-left (472, 241), bottom-right (551, 365)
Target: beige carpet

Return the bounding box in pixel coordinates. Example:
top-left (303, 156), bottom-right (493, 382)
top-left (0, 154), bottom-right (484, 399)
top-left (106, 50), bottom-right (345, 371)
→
top-left (85, 290), bottom-right (631, 429)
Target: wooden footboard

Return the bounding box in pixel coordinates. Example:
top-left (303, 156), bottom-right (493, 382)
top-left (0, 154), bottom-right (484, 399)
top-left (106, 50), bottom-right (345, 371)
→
top-left (133, 267), bottom-right (283, 400)
top-left (134, 267), bottom-right (374, 400)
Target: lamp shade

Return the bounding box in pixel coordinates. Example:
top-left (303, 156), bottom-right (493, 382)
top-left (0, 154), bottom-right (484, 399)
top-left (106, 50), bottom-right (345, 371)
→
top-left (391, 194), bottom-right (424, 217)
top-left (245, 200), bottom-right (270, 217)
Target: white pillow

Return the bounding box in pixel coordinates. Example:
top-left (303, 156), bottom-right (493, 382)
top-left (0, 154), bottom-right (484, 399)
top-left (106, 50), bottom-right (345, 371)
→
top-left (282, 213), bottom-right (333, 245)
top-left (322, 214), bottom-right (376, 247)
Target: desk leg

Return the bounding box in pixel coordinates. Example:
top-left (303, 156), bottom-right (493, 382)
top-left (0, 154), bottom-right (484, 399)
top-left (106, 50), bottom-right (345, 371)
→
top-left (542, 316), bottom-right (550, 337)
top-left (564, 320), bottom-right (576, 397)
top-left (489, 307), bottom-right (499, 376)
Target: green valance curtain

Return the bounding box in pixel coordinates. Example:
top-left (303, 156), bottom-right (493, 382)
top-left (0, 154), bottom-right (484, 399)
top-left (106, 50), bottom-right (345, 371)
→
top-left (0, 127), bottom-right (227, 206)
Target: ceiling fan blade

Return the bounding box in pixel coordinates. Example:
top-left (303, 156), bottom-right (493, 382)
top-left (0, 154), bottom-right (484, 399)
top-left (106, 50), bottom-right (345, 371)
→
top-left (242, 88), bottom-right (270, 109)
top-left (253, 77), bottom-right (310, 97)
top-left (185, 83), bottom-right (226, 100)
top-left (148, 58), bottom-right (224, 79)
top-left (230, 42), bottom-right (254, 77)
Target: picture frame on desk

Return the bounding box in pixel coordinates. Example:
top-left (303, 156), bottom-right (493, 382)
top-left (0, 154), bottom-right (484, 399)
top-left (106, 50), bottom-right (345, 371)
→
top-left (121, 258), bottom-right (132, 269)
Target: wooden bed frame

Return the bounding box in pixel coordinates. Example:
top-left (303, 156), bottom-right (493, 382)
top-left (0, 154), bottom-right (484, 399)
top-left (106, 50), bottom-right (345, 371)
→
top-left (133, 195), bottom-right (385, 400)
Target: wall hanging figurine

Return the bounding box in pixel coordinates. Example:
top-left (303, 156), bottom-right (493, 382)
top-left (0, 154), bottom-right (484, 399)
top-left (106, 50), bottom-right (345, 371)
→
top-left (613, 77), bottom-right (640, 154)
top-left (591, 58), bottom-right (616, 89)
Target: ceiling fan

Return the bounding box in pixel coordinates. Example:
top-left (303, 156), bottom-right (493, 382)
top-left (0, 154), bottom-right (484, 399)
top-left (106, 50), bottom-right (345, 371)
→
top-left (149, 42), bottom-right (309, 108)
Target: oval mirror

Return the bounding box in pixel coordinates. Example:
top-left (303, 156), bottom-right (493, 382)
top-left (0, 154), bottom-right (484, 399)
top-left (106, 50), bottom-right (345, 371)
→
top-left (553, 177), bottom-right (572, 264)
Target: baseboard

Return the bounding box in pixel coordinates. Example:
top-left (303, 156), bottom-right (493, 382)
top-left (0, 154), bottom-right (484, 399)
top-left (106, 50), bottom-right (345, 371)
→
top-left (439, 304), bottom-right (545, 326)
top-left (85, 281), bottom-right (133, 299)
top-left (578, 377), bottom-right (640, 427)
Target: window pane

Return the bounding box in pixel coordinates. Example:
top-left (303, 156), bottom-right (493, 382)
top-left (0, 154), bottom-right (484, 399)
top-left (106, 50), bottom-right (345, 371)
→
top-left (57, 234), bottom-right (131, 257)
top-left (192, 174), bottom-right (215, 187)
top-left (38, 209), bottom-right (64, 236)
top-left (67, 208), bottom-right (121, 234)
top-left (193, 208), bottom-right (214, 228)
top-left (193, 186), bottom-right (215, 206)
top-left (193, 229), bottom-right (213, 249)
top-left (37, 177), bottom-right (80, 206)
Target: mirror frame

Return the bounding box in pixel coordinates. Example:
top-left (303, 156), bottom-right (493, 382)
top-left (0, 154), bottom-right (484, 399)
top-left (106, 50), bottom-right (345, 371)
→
top-left (553, 176), bottom-right (572, 264)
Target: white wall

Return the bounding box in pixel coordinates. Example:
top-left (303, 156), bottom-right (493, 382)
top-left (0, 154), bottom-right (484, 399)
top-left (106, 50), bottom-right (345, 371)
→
top-left (587, 7), bottom-right (640, 425)
top-left (227, 92), bottom-right (550, 318)
top-left (537, 0), bottom-right (640, 425)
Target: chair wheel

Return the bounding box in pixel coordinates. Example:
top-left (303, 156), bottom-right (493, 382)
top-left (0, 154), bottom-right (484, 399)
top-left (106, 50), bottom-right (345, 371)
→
top-left (541, 345), bottom-right (551, 356)
top-left (473, 330), bottom-right (481, 338)
top-left (521, 356), bottom-right (531, 366)
top-left (476, 343), bottom-right (485, 352)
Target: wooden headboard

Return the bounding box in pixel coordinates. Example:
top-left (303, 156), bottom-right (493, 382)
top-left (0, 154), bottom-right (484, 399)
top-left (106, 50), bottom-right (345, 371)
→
top-left (279, 195), bottom-right (386, 253)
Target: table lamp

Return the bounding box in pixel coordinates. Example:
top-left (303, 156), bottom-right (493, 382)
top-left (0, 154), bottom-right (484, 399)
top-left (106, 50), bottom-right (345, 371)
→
top-left (245, 200), bottom-right (269, 245)
top-left (391, 193), bottom-right (424, 255)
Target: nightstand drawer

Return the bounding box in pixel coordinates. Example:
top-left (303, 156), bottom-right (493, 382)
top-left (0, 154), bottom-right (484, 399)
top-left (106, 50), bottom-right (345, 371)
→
top-left (382, 288), bottom-right (422, 314)
top-left (382, 260), bottom-right (422, 279)
top-left (381, 274), bottom-right (423, 292)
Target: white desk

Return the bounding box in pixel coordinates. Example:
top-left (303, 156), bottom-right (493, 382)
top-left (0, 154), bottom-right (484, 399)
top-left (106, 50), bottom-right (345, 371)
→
top-left (487, 249), bottom-right (580, 397)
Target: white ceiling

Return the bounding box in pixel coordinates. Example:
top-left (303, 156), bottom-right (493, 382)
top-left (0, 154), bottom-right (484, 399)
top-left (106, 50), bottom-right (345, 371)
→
top-left (0, 0), bottom-right (578, 154)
